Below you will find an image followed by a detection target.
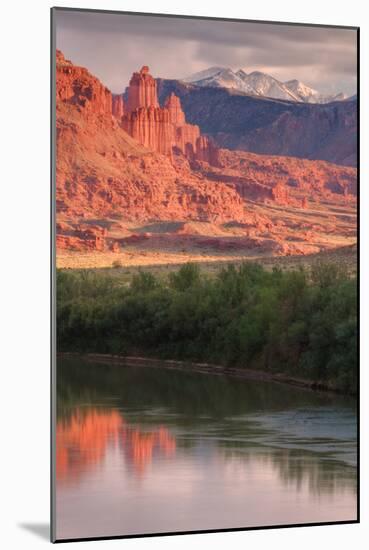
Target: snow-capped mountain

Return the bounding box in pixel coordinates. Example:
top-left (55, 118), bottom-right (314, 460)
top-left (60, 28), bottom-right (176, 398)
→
top-left (182, 66), bottom-right (257, 95)
top-left (182, 67), bottom-right (346, 104)
top-left (237, 70), bottom-right (298, 101)
top-left (284, 79), bottom-right (346, 104)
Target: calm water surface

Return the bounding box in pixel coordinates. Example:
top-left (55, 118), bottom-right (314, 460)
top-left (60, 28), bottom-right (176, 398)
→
top-left (56, 358), bottom-right (357, 540)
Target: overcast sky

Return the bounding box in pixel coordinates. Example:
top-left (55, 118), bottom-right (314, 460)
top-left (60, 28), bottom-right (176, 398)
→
top-left (55, 10), bottom-right (357, 96)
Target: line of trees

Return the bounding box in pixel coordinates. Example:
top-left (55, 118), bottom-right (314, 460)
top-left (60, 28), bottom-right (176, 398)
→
top-left (57, 262), bottom-right (357, 394)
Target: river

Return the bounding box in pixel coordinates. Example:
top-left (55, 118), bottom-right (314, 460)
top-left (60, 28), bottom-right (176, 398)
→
top-left (55, 357), bottom-right (357, 540)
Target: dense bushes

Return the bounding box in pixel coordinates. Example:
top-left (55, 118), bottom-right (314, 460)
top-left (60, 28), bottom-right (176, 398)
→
top-left (57, 262), bottom-right (357, 393)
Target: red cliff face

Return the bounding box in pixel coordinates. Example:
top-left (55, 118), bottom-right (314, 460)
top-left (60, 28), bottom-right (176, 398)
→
top-left (56, 50), bottom-right (112, 117)
top-left (55, 51), bottom-right (356, 259)
top-left (122, 67), bottom-right (219, 166)
top-left (122, 106), bottom-right (175, 156)
top-left (55, 52), bottom-right (249, 239)
top-left (112, 94), bottom-right (124, 118)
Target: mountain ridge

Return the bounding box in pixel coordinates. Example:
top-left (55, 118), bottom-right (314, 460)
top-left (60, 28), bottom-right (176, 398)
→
top-left (182, 66), bottom-right (347, 104)
top-left (157, 78), bottom-right (357, 167)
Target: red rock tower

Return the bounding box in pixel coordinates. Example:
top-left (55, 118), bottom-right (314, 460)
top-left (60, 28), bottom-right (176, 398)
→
top-left (122, 66), bottom-right (219, 166)
top-left (164, 93), bottom-right (186, 125)
top-left (126, 66), bottom-right (159, 112)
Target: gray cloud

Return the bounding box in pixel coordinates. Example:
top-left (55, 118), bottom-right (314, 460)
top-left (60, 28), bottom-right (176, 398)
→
top-left (55, 9), bottom-right (357, 95)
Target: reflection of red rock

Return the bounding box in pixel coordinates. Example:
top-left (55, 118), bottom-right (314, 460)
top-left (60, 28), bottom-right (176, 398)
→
top-left (56, 408), bottom-right (177, 483)
top-left (56, 410), bottom-right (123, 483)
top-left (122, 425), bottom-right (176, 476)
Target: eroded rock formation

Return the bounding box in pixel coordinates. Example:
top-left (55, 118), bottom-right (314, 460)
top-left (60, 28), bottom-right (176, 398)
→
top-left (122, 105), bottom-right (175, 156)
top-left (56, 50), bottom-right (112, 117)
top-left (164, 93), bottom-right (186, 125)
top-left (126, 65), bottom-right (160, 112)
top-left (55, 51), bottom-right (357, 258)
top-left (55, 53), bottom-right (249, 246)
top-left (122, 66), bottom-right (219, 165)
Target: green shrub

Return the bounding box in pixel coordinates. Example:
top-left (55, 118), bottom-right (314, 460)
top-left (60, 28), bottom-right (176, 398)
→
top-left (56, 261), bottom-right (357, 393)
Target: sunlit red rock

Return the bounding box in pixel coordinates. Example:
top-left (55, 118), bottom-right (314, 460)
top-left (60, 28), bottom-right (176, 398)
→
top-left (126, 65), bottom-right (159, 112)
top-left (56, 225), bottom-right (106, 252)
top-left (56, 49), bottom-right (112, 117)
top-left (165, 92), bottom-right (186, 125)
top-left (55, 51), bottom-right (357, 258)
top-left (216, 148), bottom-right (357, 201)
top-left (112, 94), bottom-right (124, 118)
top-left (122, 66), bottom-right (219, 165)
top-left (122, 105), bottom-right (175, 156)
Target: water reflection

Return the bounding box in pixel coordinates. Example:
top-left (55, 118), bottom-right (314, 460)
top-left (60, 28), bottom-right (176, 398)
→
top-left (219, 447), bottom-right (356, 496)
top-left (57, 409), bottom-right (176, 482)
top-left (57, 409), bottom-right (122, 483)
top-left (56, 358), bottom-right (357, 539)
top-left (57, 406), bottom-right (355, 495)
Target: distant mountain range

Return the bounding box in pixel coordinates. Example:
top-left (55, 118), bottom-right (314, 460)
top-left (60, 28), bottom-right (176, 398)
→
top-left (182, 67), bottom-right (347, 104)
top-left (157, 79), bottom-right (357, 166)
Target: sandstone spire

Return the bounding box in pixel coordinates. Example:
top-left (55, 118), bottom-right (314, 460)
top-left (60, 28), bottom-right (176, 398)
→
top-left (122, 66), bottom-right (220, 166)
top-left (126, 66), bottom-right (159, 112)
top-left (164, 93), bottom-right (186, 125)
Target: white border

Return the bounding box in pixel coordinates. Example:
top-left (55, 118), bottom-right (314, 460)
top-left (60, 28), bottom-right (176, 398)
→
top-left (1, 1), bottom-right (367, 549)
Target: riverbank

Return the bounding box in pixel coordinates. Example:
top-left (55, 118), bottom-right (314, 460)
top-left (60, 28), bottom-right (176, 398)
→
top-left (57, 352), bottom-right (356, 396)
top-left (57, 262), bottom-right (357, 395)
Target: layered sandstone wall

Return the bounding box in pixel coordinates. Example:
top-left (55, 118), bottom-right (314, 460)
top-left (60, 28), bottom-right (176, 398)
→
top-left (122, 106), bottom-right (175, 156)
